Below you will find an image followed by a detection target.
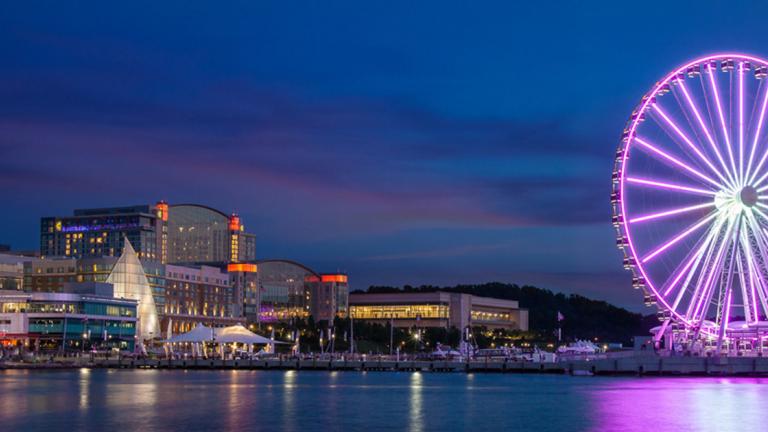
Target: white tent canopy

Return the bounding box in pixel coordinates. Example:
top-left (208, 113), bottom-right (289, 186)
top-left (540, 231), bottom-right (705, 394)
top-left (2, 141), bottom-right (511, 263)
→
top-left (216, 324), bottom-right (287, 344)
top-left (165, 323), bottom-right (215, 343)
top-left (164, 323), bottom-right (286, 345)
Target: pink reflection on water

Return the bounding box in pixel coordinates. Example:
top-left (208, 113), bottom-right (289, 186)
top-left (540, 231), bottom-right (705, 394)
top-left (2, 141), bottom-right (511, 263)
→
top-left (589, 377), bottom-right (768, 432)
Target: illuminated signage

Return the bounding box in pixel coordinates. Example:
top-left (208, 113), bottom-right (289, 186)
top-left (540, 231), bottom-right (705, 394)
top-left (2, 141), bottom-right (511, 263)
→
top-left (228, 214), bottom-right (241, 231)
top-left (227, 263), bottom-right (257, 273)
top-left (321, 274), bottom-right (348, 283)
top-left (60, 223), bottom-right (140, 233)
top-left (156, 201), bottom-right (169, 222)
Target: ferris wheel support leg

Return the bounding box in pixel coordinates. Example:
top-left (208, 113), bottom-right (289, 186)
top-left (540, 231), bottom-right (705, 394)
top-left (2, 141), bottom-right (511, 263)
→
top-left (654, 319), bottom-right (671, 344)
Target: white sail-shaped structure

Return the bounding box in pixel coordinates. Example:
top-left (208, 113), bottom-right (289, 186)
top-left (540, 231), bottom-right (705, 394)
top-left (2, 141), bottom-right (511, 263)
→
top-left (107, 238), bottom-right (160, 340)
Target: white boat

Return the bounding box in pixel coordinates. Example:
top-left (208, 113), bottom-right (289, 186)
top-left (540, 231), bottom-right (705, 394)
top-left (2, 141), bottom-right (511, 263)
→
top-left (557, 339), bottom-right (601, 355)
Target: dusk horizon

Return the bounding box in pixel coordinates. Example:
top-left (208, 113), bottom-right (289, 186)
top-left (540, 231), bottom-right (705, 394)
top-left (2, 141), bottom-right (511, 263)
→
top-left (4, 3), bottom-right (768, 431)
top-left (10, 2), bottom-right (768, 310)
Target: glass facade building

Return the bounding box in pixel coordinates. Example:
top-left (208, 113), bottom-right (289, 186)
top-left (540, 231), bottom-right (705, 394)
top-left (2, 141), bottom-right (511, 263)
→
top-left (349, 292), bottom-right (528, 331)
top-left (255, 260), bottom-right (314, 323)
top-left (0, 291), bottom-right (138, 352)
top-left (167, 204), bottom-right (256, 265)
top-left (106, 240), bottom-right (159, 340)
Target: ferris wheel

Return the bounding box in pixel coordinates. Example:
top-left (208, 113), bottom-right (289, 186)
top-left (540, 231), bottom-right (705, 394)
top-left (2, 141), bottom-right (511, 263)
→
top-left (613, 53), bottom-right (768, 344)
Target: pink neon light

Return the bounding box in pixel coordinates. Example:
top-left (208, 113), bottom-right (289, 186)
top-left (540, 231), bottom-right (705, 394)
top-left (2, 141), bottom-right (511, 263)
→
top-left (634, 136), bottom-right (721, 187)
top-left (619, 53), bottom-right (768, 338)
top-left (629, 202), bottom-right (714, 224)
top-left (652, 104), bottom-right (726, 186)
top-left (676, 79), bottom-right (732, 183)
top-left (664, 218), bottom-right (724, 300)
top-left (748, 86), bottom-right (768, 184)
top-left (690, 228), bottom-right (730, 322)
top-left (641, 213), bottom-right (717, 263)
top-left (755, 171), bottom-right (768, 188)
top-left (626, 177), bottom-right (716, 196)
top-left (749, 254), bottom-right (759, 323)
top-left (723, 288), bottom-right (733, 327)
top-left (663, 253), bottom-right (697, 296)
top-left (706, 65), bottom-right (737, 178)
top-left (739, 62), bottom-right (745, 182)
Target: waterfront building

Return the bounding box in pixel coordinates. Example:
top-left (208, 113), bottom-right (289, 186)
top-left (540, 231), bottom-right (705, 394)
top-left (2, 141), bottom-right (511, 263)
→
top-left (166, 204), bottom-right (256, 265)
top-left (0, 290), bottom-right (137, 352)
top-left (349, 291), bottom-right (528, 331)
top-left (310, 273), bottom-right (349, 322)
top-left (252, 260), bottom-right (313, 323)
top-left (164, 264), bottom-right (240, 333)
top-left (227, 262), bottom-right (259, 322)
top-left (40, 204), bottom-right (166, 262)
top-left (228, 260), bottom-right (350, 324)
top-left (106, 240), bottom-right (160, 340)
top-left (23, 257), bottom-right (77, 292)
top-left (0, 254), bottom-right (37, 291)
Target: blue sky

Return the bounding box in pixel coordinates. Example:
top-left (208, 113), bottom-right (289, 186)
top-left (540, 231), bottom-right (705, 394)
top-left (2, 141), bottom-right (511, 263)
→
top-left (3, 1), bottom-right (768, 309)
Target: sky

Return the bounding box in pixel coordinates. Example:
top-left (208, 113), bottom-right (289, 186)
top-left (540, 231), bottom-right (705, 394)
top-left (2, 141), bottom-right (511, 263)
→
top-left (2, 1), bottom-right (768, 310)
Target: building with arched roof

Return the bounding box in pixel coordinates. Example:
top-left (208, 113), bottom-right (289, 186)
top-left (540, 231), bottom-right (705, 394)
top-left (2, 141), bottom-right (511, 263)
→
top-left (227, 259), bottom-right (349, 324)
top-left (167, 203), bottom-right (256, 265)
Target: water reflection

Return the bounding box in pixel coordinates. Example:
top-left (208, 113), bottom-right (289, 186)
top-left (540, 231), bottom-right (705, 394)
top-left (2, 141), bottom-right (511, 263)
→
top-left (3, 371), bottom-right (768, 432)
top-left (409, 372), bottom-right (423, 432)
top-left (589, 378), bottom-right (768, 432)
top-left (283, 371), bottom-right (297, 432)
top-left (78, 368), bottom-right (90, 411)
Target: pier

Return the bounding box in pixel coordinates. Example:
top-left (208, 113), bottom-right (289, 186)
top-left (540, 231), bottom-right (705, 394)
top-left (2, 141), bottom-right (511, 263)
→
top-left (6, 353), bottom-right (768, 376)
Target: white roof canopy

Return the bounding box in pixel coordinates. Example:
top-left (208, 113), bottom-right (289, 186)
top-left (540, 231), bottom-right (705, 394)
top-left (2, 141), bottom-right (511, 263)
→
top-left (165, 323), bottom-right (286, 344)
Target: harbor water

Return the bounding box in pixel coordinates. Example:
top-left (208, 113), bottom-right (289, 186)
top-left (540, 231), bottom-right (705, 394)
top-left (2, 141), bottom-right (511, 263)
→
top-left (0, 369), bottom-right (764, 432)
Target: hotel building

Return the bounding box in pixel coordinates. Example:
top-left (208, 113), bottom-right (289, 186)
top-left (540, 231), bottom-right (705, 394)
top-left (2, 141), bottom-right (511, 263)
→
top-left (349, 291), bottom-right (528, 331)
top-left (166, 204), bottom-right (256, 265)
top-left (40, 204), bottom-right (166, 262)
top-left (164, 264), bottom-right (240, 333)
top-left (40, 202), bottom-right (257, 266)
top-left (34, 202), bottom-right (348, 332)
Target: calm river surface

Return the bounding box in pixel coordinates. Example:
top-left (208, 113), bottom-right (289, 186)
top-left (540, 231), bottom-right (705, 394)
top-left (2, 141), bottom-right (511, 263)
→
top-left (0, 369), bottom-right (765, 431)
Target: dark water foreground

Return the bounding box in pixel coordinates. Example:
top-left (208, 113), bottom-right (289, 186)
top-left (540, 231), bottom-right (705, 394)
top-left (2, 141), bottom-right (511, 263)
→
top-left (0, 369), bottom-right (765, 432)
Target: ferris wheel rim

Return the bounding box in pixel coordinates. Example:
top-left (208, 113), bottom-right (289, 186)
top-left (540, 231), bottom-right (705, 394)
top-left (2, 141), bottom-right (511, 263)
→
top-left (616, 52), bottom-right (768, 337)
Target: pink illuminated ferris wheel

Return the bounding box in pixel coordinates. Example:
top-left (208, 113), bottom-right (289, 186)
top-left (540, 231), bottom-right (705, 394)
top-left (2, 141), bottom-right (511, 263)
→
top-left (613, 53), bottom-right (768, 344)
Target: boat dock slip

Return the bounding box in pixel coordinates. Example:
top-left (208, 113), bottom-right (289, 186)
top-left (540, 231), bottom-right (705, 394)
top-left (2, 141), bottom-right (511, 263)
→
top-left (7, 353), bottom-right (768, 376)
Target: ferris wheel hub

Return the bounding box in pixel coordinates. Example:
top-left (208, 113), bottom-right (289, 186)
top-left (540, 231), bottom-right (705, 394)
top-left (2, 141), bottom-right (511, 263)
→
top-left (739, 186), bottom-right (758, 208)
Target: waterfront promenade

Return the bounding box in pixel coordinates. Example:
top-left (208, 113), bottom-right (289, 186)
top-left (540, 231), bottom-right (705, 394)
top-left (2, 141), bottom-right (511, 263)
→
top-left (5, 352), bottom-right (768, 376)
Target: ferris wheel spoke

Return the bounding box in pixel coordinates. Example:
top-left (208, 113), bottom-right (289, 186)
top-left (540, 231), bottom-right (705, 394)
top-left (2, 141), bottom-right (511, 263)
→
top-left (687, 214), bottom-right (738, 323)
top-left (735, 245), bottom-right (753, 323)
top-left (739, 62), bottom-right (746, 184)
top-left (739, 222), bottom-right (763, 322)
top-left (753, 170), bottom-right (768, 189)
top-left (635, 137), bottom-right (724, 189)
top-left (626, 177), bottom-right (717, 196)
top-left (652, 104), bottom-right (732, 188)
top-left (642, 212), bottom-right (718, 263)
top-left (676, 79), bottom-right (735, 187)
top-left (676, 217), bottom-right (729, 318)
top-left (743, 213), bottom-right (768, 318)
top-left (663, 216), bottom-right (724, 299)
top-left (629, 202), bottom-right (715, 224)
top-left (705, 65), bottom-right (738, 183)
top-left (747, 78), bottom-right (768, 184)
